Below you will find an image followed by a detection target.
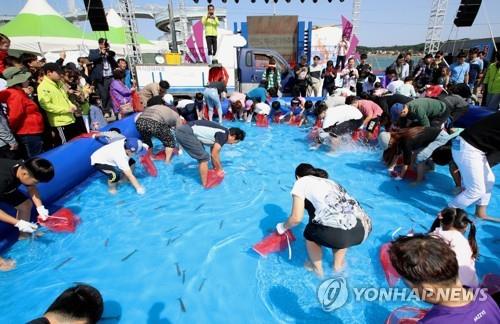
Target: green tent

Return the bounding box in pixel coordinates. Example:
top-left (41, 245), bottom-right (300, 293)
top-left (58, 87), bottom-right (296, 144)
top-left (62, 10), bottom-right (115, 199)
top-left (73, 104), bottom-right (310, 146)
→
top-left (86, 9), bottom-right (153, 46)
top-left (0, 0), bottom-right (88, 53)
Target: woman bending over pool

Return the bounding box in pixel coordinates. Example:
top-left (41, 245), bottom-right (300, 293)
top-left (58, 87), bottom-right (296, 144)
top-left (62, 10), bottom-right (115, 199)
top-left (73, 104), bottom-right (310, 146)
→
top-left (276, 163), bottom-right (372, 277)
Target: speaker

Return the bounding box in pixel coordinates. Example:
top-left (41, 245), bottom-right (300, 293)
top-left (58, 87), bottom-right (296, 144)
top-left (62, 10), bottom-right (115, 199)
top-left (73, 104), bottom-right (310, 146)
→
top-left (454, 0), bottom-right (482, 27)
top-left (83, 0), bottom-right (109, 31)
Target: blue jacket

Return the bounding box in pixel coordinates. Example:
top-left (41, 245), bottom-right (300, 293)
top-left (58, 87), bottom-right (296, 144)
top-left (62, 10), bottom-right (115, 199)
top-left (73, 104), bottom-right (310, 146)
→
top-left (247, 87), bottom-right (267, 104)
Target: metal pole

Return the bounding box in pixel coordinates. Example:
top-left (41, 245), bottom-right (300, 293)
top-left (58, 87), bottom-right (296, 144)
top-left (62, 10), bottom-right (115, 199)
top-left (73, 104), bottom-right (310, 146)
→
top-left (483, 5), bottom-right (498, 52)
top-left (169, 0), bottom-right (178, 53)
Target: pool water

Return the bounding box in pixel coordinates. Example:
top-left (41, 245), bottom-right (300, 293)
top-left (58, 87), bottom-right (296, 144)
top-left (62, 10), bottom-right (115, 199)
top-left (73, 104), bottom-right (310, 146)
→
top-left (1, 123), bottom-right (499, 323)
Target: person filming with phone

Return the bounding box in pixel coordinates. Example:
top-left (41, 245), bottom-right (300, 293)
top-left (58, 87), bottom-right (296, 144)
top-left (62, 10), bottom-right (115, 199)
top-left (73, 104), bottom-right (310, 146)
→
top-left (202, 5), bottom-right (219, 64)
top-left (89, 38), bottom-right (117, 118)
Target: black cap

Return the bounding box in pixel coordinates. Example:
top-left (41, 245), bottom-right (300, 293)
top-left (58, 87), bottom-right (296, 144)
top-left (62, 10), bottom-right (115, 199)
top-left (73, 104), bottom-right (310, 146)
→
top-left (43, 62), bottom-right (63, 74)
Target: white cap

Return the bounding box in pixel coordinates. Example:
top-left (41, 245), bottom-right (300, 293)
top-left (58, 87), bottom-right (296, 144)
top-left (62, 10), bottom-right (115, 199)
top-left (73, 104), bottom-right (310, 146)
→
top-left (163, 94), bottom-right (174, 106)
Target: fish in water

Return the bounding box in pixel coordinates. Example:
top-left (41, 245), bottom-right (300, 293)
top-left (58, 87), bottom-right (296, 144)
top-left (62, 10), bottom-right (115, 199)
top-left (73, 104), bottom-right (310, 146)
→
top-left (219, 220), bottom-right (224, 229)
top-left (121, 249), bottom-right (138, 262)
top-left (154, 204), bottom-right (169, 210)
top-left (198, 278), bottom-right (206, 292)
top-left (194, 204), bottom-right (204, 211)
top-left (362, 202), bottom-right (374, 209)
top-left (170, 235), bottom-right (183, 244)
top-left (242, 179), bottom-right (247, 185)
top-left (178, 298), bottom-right (186, 312)
top-left (104, 238), bottom-right (109, 247)
top-left (175, 263), bottom-right (181, 276)
top-left (54, 257), bottom-right (72, 270)
top-left (165, 226), bottom-right (177, 234)
top-left (182, 270), bottom-right (186, 284)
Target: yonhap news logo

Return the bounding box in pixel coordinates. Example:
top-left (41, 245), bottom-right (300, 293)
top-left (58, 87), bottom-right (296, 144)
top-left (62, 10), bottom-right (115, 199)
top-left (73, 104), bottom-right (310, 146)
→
top-left (317, 277), bottom-right (490, 312)
top-left (317, 277), bottom-right (349, 311)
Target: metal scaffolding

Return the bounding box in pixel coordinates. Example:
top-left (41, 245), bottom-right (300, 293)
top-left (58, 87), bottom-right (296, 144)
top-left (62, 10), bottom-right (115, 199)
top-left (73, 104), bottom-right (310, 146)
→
top-left (351, 0), bottom-right (361, 37)
top-left (424, 0), bottom-right (449, 55)
top-left (118, 0), bottom-right (143, 78)
top-left (178, 0), bottom-right (189, 53)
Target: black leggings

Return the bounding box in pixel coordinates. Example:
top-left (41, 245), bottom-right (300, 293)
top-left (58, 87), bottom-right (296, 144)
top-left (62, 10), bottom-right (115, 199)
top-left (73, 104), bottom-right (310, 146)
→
top-left (206, 36), bottom-right (217, 56)
top-left (136, 118), bottom-right (176, 148)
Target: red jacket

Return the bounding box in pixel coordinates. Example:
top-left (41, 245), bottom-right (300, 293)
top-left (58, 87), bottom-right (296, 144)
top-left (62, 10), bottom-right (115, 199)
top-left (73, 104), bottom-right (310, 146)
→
top-left (0, 87), bottom-right (44, 135)
top-left (0, 50), bottom-right (7, 74)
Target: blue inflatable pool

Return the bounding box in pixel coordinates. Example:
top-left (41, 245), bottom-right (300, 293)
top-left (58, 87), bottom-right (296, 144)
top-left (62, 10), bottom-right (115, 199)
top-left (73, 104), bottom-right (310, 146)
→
top-left (0, 115), bottom-right (140, 254)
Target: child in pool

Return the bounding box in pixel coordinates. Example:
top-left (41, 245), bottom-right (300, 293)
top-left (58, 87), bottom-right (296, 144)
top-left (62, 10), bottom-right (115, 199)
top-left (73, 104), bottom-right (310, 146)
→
top-left (389, 234), bottom-right (500, 323)
top-left (429, 208), bottom-right (479, 288)
top-left (90, 137), bottom-right (147, 195)
top-left (289, 97), bottom-right (306, 126)
top-left (243, 100), bottom-right (254, 123)
top-left (304, 100), bottom-right (315, 119)
top-left (0, 157), bottom-right (55, 271)
top-left (269, 100), bottom-right (290, 123)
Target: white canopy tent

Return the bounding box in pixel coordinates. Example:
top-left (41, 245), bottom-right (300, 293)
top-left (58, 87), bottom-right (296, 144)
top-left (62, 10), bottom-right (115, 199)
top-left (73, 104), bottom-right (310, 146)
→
top-left (0, 0), bottom-right (89, 54)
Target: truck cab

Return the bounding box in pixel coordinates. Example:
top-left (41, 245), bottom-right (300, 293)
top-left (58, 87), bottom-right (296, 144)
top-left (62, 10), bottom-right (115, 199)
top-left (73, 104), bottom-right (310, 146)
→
top-left (237, 48), bottom-right (294, 96)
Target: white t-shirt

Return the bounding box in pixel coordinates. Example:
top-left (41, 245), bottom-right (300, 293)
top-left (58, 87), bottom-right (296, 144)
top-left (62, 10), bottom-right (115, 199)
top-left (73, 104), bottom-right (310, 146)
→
top-left (177, 99), bottom-right (194, 109)
top-left (322, 104), bottom-right (363, 129)
top-left (254, 102), bottom-right (271, 115)
top-left (325, 95), bottom-right (346, 108)
top-left (90, 139), bottom-right (131, 172)
top-left (291, 175), bottom-right (362, 230)
top-left (387, 80), bottom-right (404, 94)
top-left (362, 76), bottom-right (381, 93)
top-left (432, 227), bottom-right (479, 288)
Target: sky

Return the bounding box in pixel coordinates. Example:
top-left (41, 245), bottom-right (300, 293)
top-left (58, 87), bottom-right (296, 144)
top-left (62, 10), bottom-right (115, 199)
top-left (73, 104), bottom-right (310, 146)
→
top-left (3, 0), bottom-right (500, 47)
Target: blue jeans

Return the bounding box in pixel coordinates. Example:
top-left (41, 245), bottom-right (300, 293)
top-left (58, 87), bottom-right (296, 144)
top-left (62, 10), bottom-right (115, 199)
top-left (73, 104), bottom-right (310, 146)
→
top-left (203, 88), bottom-right (223, 123)
top-left (19, 134), bottom-right (43, 158)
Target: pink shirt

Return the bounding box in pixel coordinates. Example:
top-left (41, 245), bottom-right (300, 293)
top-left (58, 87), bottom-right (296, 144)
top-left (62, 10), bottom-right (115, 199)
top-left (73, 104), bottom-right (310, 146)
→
top-left (358, 100), bottom-right (383, 118)
top-left (229, 92), bottom-right (246, 107)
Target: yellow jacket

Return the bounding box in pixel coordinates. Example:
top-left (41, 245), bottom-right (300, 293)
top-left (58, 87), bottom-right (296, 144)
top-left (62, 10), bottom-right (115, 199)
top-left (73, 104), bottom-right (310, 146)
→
top-left (484, 63), bottom-right (500, 94)
top-left (37, 76), bottom-right (75, 127)
top-left (201, 15), bottom-right (219, 37)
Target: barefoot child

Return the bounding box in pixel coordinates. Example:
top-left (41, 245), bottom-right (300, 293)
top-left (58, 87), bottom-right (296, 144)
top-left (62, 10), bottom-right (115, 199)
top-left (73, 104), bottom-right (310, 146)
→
top-left (90, 137), bottom-right (147, 195)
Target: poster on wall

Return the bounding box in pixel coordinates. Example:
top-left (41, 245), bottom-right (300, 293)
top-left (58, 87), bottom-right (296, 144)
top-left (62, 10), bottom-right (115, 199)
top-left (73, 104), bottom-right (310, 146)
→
top-left (310, 26), bottom-right (343, 65)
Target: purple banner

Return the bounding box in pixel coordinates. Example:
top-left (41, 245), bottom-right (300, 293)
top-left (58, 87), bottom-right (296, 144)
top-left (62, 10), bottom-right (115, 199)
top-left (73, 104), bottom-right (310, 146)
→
top-left (192, 21), bottom-right (207, 63)
top-left (341, 15), bottom-right (353, 41)
top-left (186, 36), bottom-right (200, 62)
top-left (346, 34), bottom-right (359, 58)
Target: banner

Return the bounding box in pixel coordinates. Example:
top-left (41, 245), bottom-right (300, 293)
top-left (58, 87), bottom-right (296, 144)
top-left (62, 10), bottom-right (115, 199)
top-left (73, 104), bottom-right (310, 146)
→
top-left (346, 34), bottom-right (359, 59)
top-left (341, 15), bottom-right (353, 40)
